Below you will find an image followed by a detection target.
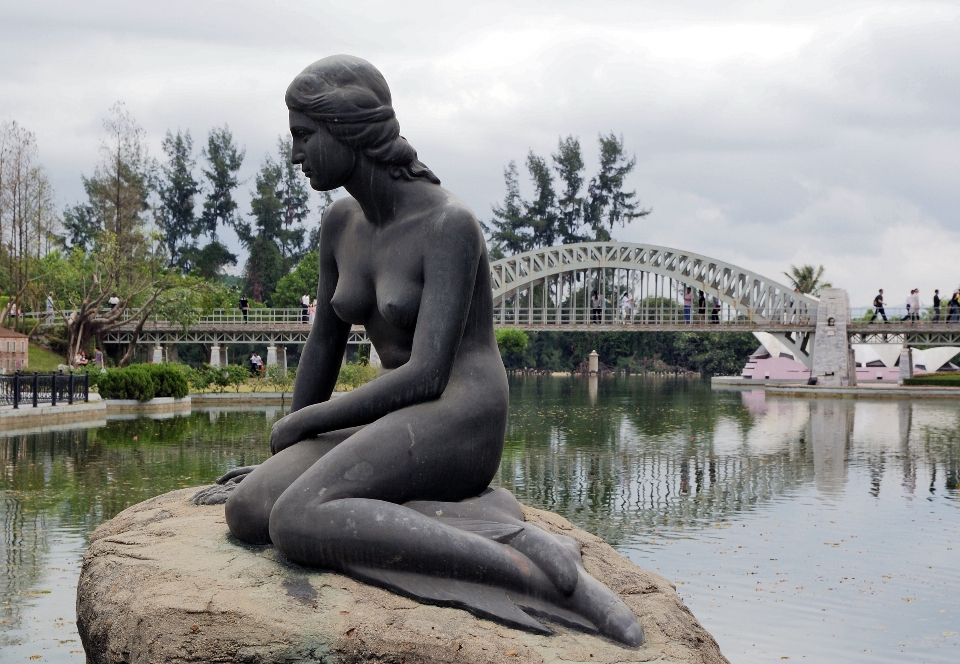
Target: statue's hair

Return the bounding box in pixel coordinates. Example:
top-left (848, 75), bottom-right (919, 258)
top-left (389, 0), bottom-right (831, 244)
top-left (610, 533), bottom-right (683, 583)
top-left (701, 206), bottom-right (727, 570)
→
top-left (285, 55), bottom-right (440, 185)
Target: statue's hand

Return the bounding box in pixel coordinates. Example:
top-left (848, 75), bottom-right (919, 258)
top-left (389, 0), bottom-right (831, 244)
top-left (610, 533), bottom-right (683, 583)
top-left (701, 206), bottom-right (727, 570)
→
top-left (270, 415), bottom-right (301, 455)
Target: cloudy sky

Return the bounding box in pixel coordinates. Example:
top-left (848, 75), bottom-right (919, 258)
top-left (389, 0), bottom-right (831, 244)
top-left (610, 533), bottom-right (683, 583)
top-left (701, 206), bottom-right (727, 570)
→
top-left (2, 0), bottom-right (959, 306)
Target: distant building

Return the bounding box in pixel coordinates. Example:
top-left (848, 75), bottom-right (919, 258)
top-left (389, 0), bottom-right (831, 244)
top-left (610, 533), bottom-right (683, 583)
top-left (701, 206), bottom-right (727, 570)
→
top-left (0, 328), bottom-right (29, 372)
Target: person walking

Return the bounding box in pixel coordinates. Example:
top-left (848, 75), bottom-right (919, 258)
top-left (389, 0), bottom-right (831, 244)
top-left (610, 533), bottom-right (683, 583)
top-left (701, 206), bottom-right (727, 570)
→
top-left (698, 290), bottom-right (706, 322)
top-left (301, 293), bottom-right (310, 323)
top-left (93, 346), bottom-right (105, 370)
top-left (239, 294), bottom-right (249, 323)
top-left (910, 289), bottom-right (922, 322)
top-left (932, 289), bottom-right (941, 323)
top-left (948, 291), bottom-right (960, 323)
top-left (108, 294), bottom-right (120, 310)
top-left (45, 292), bottom-right (55, 325)
top-left (710, 295), bottom-right (721, 324)
top-left (901, 290), bottom-right (914, 322)
top-left (590, 291), bottom-right (601, 324)
top-left (308, 298), bottom-right (317, 324)
top-left (620, 291), bottom-right (633, 324)
top-left (683, 287), bottom-right (692, 324)
top-left (869, 289), bottom-right (887, 322)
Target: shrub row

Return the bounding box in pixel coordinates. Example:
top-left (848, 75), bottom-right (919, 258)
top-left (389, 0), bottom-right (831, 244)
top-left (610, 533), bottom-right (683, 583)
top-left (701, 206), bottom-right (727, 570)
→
top-left (903, 373), bottom-right (960, 387)
top-left (97, 364), bottom-right (190, 401)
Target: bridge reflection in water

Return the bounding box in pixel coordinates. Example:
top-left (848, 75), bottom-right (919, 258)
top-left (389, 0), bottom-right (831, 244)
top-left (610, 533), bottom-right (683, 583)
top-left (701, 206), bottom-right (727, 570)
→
top-left (494, 377), bottom-right (960, 547)
top-left (2, 378), bottom-right (959, 659)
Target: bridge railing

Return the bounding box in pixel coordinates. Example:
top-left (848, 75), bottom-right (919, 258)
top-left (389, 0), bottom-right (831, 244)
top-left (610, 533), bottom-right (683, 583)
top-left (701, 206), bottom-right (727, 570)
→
top-left (20, 308), bottom-right (313, 327)
top-left (492, 301), bottom-right (813, 327)
top-left (849, 306), bottom-right (960, 324)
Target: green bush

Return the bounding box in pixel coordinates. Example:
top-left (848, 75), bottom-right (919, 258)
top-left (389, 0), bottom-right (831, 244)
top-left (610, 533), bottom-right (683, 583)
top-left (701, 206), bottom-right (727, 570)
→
top-left (495, 328), bottom-right (528, 354)
top-left (150, 364), bottom-right (190, 399)
top-left (335, 362), bottom-right (379, 391)
top-left (98, 365), bottom-right (156, 402)
top-left (95, 364), bottom-right (190, 401)
top-left (904, 374), bottom-right (960, 387)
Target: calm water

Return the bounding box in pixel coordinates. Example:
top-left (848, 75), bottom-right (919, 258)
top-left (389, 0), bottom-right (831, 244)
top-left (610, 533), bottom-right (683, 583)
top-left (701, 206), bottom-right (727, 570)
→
top-left (1, 378), bottom-right (958, 662)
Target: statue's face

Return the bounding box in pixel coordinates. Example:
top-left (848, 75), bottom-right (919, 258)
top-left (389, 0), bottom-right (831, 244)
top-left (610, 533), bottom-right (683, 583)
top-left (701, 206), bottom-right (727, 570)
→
top-left (289, 110), bottom-right (356, 191)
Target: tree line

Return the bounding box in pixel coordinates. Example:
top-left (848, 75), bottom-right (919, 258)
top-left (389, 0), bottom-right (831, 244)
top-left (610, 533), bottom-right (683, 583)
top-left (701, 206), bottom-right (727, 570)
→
top-left (484, 133), bottom-right (650, 258)
top-left (0, 103), bottom-right (332, 365)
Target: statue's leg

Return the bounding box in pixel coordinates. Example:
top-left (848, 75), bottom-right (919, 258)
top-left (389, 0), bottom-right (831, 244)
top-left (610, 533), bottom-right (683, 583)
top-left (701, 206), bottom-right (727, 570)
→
top-left (225, 426), bottom-right (363, 544)
top-left (266, 394), bottom-right (642, 645)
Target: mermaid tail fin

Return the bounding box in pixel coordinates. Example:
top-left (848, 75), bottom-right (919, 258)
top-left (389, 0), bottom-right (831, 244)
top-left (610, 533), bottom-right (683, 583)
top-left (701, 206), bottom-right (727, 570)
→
top-left (349, 566), bottom-right (599, 636)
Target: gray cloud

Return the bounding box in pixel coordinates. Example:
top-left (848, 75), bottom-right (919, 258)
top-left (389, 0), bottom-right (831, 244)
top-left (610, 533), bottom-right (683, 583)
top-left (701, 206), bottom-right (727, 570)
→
top-left (2, 0), bottom-right (959, 305)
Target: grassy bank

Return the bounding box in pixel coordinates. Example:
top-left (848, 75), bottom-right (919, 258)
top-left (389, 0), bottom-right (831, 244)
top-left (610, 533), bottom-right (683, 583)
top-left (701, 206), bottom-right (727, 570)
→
top-left (903, 374), bottom-right (960, 387)
top-left (28, 343), bottom-right (66, 372)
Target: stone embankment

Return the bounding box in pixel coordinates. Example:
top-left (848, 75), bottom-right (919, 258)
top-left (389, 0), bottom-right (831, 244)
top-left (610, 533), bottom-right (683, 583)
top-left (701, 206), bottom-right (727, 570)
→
top-left (77, 488), bottom-right (728, 664)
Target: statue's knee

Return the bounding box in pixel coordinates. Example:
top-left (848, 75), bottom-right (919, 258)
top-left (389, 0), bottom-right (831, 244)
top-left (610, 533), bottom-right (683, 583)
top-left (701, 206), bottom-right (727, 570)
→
top-left (225, 481), bottom-right (271, 545)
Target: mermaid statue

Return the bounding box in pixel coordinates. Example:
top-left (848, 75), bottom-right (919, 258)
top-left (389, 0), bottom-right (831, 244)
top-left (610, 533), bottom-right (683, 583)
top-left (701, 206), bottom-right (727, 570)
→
top-left (195, 55), bottom-right (643, 647)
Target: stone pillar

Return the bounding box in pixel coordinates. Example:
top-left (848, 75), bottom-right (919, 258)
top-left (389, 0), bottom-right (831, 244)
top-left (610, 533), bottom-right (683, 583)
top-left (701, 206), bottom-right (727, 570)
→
top-left (898, 347), bottom-right (913, 384)
top-left (588, 374), bottom-right (598, 405)
top-left (210, 345), bottom-right (221, 367)
top-left (266, 345), bottom-right (278, 367)
top-left (810, 288), bottom-right (852, 387)
top-left (278, 346), bottom-right (287, 373)
top-left (220, 346), bottom-right (228, 367)
top-left (152, 345), bottom-right (164, 364)
top-left (588, 350), bottom-right (599, 374)
top-left (847, 348), bottom-right (858, 387)
top-left (369, 344), bottom-right (381, 369)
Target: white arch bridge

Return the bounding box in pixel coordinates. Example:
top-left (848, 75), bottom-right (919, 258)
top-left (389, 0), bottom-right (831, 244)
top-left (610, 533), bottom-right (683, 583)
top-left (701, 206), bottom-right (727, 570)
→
top-left (82, 241), bottom-right (959, 379)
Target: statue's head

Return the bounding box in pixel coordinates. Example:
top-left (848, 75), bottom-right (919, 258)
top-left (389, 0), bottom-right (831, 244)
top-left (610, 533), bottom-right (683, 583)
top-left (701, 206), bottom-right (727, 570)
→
top-left (286, 55), bottom-right (439, 185)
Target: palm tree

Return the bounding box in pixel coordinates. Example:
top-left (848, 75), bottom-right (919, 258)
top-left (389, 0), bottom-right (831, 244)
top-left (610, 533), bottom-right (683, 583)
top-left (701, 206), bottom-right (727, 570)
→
top-left (783, 264), bottom-right (831, 295)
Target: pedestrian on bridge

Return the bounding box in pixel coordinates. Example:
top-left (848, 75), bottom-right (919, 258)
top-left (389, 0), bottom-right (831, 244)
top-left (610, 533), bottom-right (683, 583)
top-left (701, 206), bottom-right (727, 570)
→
top-left (239, 295), bottom-right (249, 323)
top-left (868, 289), bottom-right (887, 322)
top-left (948, 291), bottom-right (960, 323)
top-left (620, 292), bottom-right (634, 324)
top-left (683, 287), bottom-right (692, 324)
top-left (591, 291), bottom-right (602, 324)
top-left (698, 290), bottom-right (706, 322)
top-left (932, 289), bottom-right (941, 323)
top-left (710, 296), bottom-right (721, 324)
top-left (301, 294), bottom-right (311, 323)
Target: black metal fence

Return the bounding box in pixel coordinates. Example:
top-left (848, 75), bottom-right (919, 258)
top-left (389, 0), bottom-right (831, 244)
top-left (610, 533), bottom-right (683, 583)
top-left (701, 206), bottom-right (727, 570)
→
top-left (0, 371), bottom-right (90, 409)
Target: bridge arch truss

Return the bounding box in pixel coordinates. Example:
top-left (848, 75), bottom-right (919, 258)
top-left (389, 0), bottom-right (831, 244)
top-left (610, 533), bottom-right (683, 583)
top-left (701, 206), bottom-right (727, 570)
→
top-left (489, 242), bottom-right (819, 330)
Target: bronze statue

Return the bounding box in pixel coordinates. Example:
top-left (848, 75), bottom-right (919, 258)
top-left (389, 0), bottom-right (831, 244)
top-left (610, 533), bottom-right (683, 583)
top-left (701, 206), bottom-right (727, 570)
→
top-left (198, 55), bottom-right (642, 646)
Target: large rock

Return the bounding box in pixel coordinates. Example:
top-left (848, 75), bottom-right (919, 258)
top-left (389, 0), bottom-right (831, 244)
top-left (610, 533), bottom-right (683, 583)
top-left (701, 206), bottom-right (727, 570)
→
top-left (77, 489), bottom-right (728, 663)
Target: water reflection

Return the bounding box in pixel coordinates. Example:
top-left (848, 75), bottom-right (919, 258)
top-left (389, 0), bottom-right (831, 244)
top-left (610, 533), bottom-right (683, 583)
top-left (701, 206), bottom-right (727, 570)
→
top-left (1, 379), bottom-right (958, 662)
top-left (495, 377), bottom-right (960, 546)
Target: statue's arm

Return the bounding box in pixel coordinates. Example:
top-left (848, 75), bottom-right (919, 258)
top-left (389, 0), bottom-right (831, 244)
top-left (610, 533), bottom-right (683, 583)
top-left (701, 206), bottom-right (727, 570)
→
top-left (289, 205), bottom-right (351, 413)
top-left (271, 210), bottom-right (482, 452)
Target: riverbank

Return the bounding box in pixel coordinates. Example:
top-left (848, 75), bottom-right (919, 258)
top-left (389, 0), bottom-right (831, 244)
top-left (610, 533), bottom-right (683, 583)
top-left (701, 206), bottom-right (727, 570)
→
top-left (712, 376), bottom-right (960, 398)
top-left (0, 391), bottom-right (342, 430)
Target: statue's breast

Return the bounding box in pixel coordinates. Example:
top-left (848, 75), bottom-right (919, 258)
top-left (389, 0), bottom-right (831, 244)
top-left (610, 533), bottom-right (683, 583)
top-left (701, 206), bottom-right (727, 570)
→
top-left (376, 277), bottom-right (422, 330)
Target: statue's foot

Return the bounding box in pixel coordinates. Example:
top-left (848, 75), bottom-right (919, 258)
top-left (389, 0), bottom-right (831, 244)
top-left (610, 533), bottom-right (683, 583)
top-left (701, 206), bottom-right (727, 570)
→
top-left (191, 466), bottom-right (259, 505)
top-left (191, 483), bottom-right (237, 505)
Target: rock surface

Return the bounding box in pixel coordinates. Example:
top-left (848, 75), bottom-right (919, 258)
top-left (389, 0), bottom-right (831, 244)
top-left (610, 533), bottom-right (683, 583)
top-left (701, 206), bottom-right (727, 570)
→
top-left (77, 488), bottom-right (728, 664)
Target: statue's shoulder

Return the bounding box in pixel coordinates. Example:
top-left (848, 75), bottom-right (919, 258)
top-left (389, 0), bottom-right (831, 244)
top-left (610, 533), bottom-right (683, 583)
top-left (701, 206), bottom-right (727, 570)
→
top-left (318, 198), bottom-right (363, 241)
top-left (434, 195), bottom-right (483, 240)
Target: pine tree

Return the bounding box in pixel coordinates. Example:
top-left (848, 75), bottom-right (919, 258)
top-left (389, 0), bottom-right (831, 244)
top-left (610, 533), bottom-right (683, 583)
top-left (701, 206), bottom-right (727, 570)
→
top-left (552, 136), bottom-right (589, 245)
top-left (275, 136), bottom-right (311, 263)
top-left (243, 234), bottom-right (285, 304)
top-left (584, 133), bottom-right (650, 241)
top-left (524, 152), bottom-right (560, 248)
top-left (199, 125), bottom-right (244, 241)
top-left (484, 161), bottom-right (529, 258)
top-left (155, 129), bottom-right (201, 270)
top-left (81, 102), bottom-right (153, 255)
